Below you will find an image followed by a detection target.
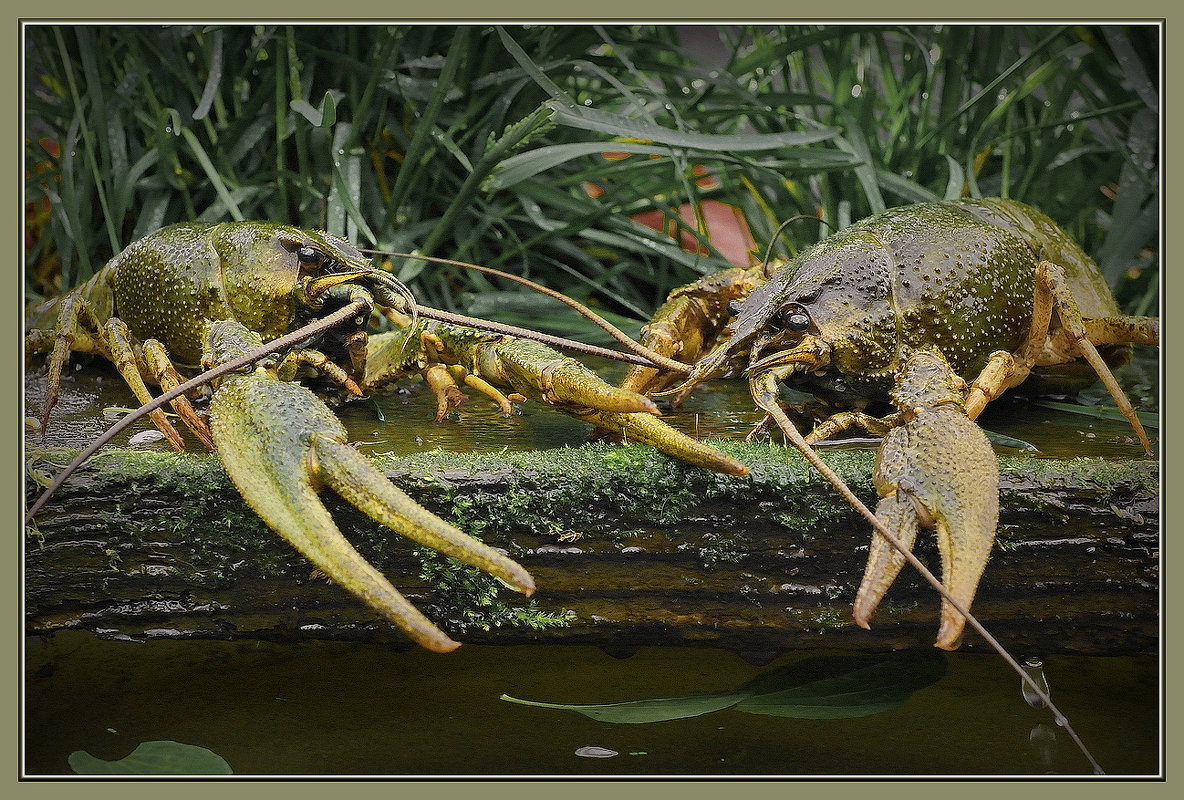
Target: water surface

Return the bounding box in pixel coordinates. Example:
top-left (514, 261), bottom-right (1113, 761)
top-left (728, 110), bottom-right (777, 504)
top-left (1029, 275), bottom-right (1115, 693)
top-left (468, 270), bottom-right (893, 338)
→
top-left (24, 631), bottom-right (1158, 777)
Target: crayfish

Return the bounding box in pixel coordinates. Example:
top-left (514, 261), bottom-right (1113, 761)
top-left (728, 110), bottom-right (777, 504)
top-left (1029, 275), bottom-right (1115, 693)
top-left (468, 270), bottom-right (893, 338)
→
top-left (617, 197), bottom-right (1158, 649)
top-left (24, 221), bottom-right (744, 652)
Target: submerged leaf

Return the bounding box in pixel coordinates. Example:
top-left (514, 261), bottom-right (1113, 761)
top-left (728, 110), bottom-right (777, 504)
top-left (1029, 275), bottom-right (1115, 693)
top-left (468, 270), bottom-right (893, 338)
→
top-left (574, 745), bottom-right (619, 758)
top-left (68, 740), bottom-right (233, 775)
top-left (499, 690), bottom-right (745, 724)
top-left (734, 651), bottom-right (947, 719)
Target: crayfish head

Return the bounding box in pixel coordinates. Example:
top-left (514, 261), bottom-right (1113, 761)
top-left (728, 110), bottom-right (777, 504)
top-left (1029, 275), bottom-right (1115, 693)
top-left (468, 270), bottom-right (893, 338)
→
top-left (716, 259), bottom-right (834, 377)
top-left (252, 226), bottom-right (413, 318)
top-left (653, 275), bottom-right (833, 399)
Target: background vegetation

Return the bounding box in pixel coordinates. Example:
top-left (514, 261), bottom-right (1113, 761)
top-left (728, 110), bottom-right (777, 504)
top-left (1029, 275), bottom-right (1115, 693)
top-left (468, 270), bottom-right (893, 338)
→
top-left (24, 24), bottom-right (1159, 337)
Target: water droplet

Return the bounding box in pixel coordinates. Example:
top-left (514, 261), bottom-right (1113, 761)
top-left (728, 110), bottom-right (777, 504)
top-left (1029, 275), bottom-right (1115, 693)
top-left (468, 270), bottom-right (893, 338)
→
top-left (1020, 656), bottom-right (1050, 708)
top-left (583, 98), bottom-right (592, 106)
top-left (575, 746), bottom-right (618, 758)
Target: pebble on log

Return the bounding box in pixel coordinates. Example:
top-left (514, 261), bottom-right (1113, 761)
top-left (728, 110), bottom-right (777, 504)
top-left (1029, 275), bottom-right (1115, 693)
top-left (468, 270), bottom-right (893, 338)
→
top-left (24, 441), bottom-right (1158, 656)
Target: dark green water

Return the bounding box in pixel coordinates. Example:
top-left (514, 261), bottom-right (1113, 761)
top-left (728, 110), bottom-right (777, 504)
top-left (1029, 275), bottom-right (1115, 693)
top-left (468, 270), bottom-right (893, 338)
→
top-left (24, 631), bottom-right (1159, 777)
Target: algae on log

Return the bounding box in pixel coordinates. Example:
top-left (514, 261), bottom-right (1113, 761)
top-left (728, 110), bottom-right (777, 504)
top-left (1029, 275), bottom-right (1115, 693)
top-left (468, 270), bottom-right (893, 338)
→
top-left (25, 441), bottom-right (1158, 655)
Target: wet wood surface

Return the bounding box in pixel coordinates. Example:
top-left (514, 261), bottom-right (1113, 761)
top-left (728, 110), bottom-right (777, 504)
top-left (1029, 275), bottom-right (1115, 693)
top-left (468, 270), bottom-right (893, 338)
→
top-left (25, 442), bottom-right (1158, 656)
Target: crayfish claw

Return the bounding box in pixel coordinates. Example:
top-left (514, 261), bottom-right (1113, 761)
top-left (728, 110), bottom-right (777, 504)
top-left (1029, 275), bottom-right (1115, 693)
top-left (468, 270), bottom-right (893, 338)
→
top-left (852, 491), bottom-right (920, 630)
top-left (480, 338), bottom-right (659, 415)
top-left (580, 407), bottom-right (750, 478)
top-left (310, 434), bottom-right (536, 597)
top-left (855, 349), bottom-right (1000, 649)
top-left (207, 321), bottom-right (535, 651)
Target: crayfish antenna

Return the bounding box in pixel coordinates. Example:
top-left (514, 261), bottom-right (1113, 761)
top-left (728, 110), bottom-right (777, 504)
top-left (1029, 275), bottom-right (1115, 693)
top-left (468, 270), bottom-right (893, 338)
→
top-left (365, 249), bottom-right (693, 375)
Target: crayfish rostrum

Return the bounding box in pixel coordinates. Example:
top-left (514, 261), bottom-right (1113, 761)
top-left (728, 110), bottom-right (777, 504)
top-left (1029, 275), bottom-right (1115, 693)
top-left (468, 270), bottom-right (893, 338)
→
top-left (24, 221), bottom-right (745, 652)
top-left (618, 197), bottom-right (1158, 649)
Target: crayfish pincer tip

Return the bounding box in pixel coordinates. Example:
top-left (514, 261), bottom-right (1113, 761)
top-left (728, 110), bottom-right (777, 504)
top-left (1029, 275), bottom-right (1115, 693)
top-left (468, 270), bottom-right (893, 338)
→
top-left (424, 637), bottom-right (462, 654)
top-left (934, 617), bottom-right (967, 651)
top-left (500, 571), bottom-right (536, 598)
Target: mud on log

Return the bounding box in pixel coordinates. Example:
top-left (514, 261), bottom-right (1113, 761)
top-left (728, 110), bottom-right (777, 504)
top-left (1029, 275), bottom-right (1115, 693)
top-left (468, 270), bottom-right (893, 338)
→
top-left (25, 441), bottom-right (1158, 655)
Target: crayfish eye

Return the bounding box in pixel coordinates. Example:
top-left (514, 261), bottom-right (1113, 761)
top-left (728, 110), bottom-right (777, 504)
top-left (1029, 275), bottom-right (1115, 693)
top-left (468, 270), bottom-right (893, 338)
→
top-left (769, 304), bottom-right (811, 333)
top-left (297, 246), bottom-right (323, 265)
top-left (786, 313), bottom-right (810, 331)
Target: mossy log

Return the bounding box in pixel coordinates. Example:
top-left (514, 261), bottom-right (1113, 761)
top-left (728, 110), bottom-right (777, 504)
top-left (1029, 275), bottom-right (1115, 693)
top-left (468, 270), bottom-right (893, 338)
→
top-left (25, 441), bottom-right (1158, 656)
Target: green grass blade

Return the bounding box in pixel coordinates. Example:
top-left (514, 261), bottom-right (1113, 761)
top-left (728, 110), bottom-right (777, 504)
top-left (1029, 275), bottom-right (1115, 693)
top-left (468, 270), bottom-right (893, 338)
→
top-left (548, 102), bottom-right (839, 152)
top-left (180, 127), bottom-right (244, 220)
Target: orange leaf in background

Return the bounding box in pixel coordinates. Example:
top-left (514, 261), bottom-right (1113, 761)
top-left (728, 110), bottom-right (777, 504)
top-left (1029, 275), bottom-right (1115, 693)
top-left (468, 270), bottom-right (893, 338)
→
top-left (26, 138), bottom-right (63, 294)
top-left (585, 154), bottom-right (755, 266)
top-left (689, 164), bottom-right (720, 191)
top-left (26, 139), bottom-right (60, 247)
top-left (631, 200), bottom-right (758, 267)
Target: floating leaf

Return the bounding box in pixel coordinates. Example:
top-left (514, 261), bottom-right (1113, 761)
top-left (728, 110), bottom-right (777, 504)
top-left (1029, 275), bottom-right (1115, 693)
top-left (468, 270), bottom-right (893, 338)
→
top-left (982, 429), bottom-right (1039, 451)
top-left (68, 740), bottom-right (233, 775)
top-left (1033, 400), bottom-right (1159, 429)
top-left (500, 689), bottom-right (744, 724)
top-left (574, 746), bottom-right (619, 758)
top-left (500, 652), bottom-right (946, 725)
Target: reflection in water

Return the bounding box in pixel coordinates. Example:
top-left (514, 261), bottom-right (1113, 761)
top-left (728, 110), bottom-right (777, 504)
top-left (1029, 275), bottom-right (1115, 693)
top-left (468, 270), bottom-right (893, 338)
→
top-left (1028, 723), bottom-right (1058, 774)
